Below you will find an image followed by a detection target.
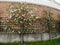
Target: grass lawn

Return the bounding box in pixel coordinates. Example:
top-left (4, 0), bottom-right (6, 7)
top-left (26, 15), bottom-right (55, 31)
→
top-left (0, 38), bottom-right (60, 45)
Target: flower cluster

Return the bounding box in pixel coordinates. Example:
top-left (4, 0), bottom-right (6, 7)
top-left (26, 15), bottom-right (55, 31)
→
top-left (6, 3), bottom-right (39, 33)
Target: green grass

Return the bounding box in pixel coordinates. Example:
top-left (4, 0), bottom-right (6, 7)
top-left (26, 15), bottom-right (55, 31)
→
top-left (0, 38), bottom-right (60, 45)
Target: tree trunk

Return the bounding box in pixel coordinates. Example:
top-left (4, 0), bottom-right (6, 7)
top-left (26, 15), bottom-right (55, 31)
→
top-left (49, 31), bottom-right (51, 41)
top-left (55, 31), bottom-right (57, 38)
top-left (20, 33), bottom-right (24, 45)
top-left (41, 32), bottom-right (43, 41)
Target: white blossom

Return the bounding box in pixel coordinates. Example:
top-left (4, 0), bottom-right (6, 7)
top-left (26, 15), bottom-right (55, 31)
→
top-left (14, 9), bottom-right (18, 12)
top-left (18, 9), bottom-right (21, 12)
top-left (9, 14), bottom-right (12, 19)
top-left (20, 17), bottom-right (23, 19)
top-left (1, 20), bottom-right (4, 23)
top-left (31, 15), bottom-right (34, 17)
top-left (18, 16), bottom-right (21, 19)
top-left (28, 11), bottom-right (33, 14)
top-left (22, 14), bottom-right (26, 17)
top-left (4, 26), bottom-right (7, 30)
top-left (9, 9), bottom-right (14, 13)
top-left (12, 30), bottom-right (14, 32)
top-left (24, 19), bottom-right (27, 21)
top-left (36, 16), bottom-right (39, 19)
top-left (25, 26), bottom-right (27, 27)
top-left (15, 14), bottom-right (19, 17)
top-left (29, 19), bottom-right (31, 21)
top-left (21, 7), bottom-right (24, 10)
top-left (18, 31), bottom-right (21, 34)
top-left (29, 23), bottom-right (32, 25)
top-left (20, 21), bottom-right (23, 23)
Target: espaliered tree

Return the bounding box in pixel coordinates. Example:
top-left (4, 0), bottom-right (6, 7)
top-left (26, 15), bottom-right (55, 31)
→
top-left (0, 17), bottom-right (4, 32)
top-left (3, 3), bottom-right (38, 44)
top-left (43, 10), bottom-right (56, 40)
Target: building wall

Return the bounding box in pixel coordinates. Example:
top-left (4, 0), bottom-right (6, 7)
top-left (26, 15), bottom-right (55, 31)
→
top-left (0, 2), bottom-right (60, 42)
top-left (0, 33), bottom-right (59, 42)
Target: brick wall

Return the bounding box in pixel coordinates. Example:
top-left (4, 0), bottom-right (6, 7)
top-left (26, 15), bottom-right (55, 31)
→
top-left (0, 2), bottom-right (60, 20)
top-left (0, 2), bottom-right (60, 33)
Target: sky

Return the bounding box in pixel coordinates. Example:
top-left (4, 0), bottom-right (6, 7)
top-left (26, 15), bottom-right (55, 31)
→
top-left (55, 0), bottom-right (60, 4)
top-left (0, 0), bottom-right (60, 10)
